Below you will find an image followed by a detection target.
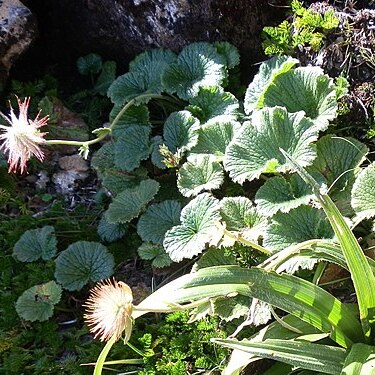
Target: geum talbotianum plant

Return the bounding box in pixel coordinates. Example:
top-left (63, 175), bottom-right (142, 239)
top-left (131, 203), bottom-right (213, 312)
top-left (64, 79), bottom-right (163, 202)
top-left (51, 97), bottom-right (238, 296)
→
top-left (3, 42), bottom-right (375, 374)
top-left (83, 50), bottom-right (375, 374)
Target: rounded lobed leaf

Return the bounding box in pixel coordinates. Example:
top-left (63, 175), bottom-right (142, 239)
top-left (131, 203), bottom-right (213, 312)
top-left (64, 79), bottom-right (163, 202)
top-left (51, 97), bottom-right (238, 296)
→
top-left (164, 193), bottom-right (221, 262)
top-left (187, 86), bottom-right (239, 123)
top-left (262, 66), bottom-right (337, 130)
top-left (16, 281), bottom-right (62, 322)
top-left (220, 197), bottom-right (267, 241)
top-left (150, 136), bottom-right (167, 170)
top-left (351, 163), bottom-right (375, 219)
top-left (255, 174), bottom-right (313, 217)
top-left (224, 107), bottom-right (318, 184)
top-left (162, 42), bottom-right (227, 100)
top-left (190, 119), bottom-right (241, 161)
top-left (177, 154), bottom-right (224, 197)
top-left (94, 60), bottom-right (117, 95)
top-left (97, 216), bottom-right (128, 243)
top-left (263, 205), bottom-right (335, 252)
top-left (244, 55), bottom-right (299, 114)
top-left (163, 110), bottom-right (200, 153)
top-left (54, 241), bottom-right (115, 291)
top-left (137, 200), bottom-right (182, 244)
top-left (114, 125), bottom-right (152, 172)
top-left (105, 179), bottom-right (160, 224)
top-left (13, 226), bottom-right (57, 262)
top-left (76, 53), bottom-right (102, 75)
top-left (91, 142), bottom-right (116, 178)
top-left (138, 242), bottom-right (173, 268)
top-left (214, 41), bottom-right (240, 69)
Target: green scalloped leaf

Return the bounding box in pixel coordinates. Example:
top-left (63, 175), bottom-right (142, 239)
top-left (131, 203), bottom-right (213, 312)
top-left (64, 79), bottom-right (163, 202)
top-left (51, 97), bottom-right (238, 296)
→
top-left (264, 206), bottom-right (335, 252)
top-left (309, 135), bottom-right (368, 214)
top-left (255, 174), bottom-right (313, 217)
top-left (77, 53), bottom-right (102, 75)
top-left (214, 41), bottom-right (240, 69)
top-left (213, 295), bottom-right (250, 321)
top-left (54, 241), bottom-right (114, 291)
top-left (244, 55), bottom-right (299, 114)
top-left (190, 119), bottom-right (240, 161)
top-left (13, 226), bottom-right (57, 262)
top-left (193, 247), bottom-right (237, 271)
top-left (220, 197), bottom-right (267, 242)
top-left (163, 110), bottom-right (200, 153)
top-left (114, 125), bottom-right (152, 171)
top-left (164, 193), bottom-right (221, 262)
top-left (352, 163), bottom-right (375, 219)
top-left (162, 42), bottom-right (227, 100)
top-left (262, 66), bottom-right (337, 130)
top-left (177, 155), bottom-right (224, 197)
top-left (91, 142), bottom-right (116, 178)
top-left (108, 49), bottom-right (176, 105)
top-left (224, 107), bottom-right (318, 184)
top-left (137, 200), bottom-right (182, 244)
top-left (150, 136), bottom-right (166, 169)
top-left (97, 216), bottom-right (128, 243)
top-left (110, 104), bottom-right (150, 139)
top-left (137, 242), bottom-right (173, 268)
top-left (16, 281), bottom-right (62, 322)
top-left (102, 168), bottom-right (148, 195)
top-left (187, 86), bottom-right (239, 123)
top-left (105, 179), bottom-right (160, 223)
top-left (94, 60), bottom-right (117, 95)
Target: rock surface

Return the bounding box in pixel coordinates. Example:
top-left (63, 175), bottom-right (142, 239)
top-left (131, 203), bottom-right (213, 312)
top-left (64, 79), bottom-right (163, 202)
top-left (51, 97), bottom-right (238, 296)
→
top-left (25, 0), bottom-right (286, 77)
top-left (0, 0), bottom-right (37, 90)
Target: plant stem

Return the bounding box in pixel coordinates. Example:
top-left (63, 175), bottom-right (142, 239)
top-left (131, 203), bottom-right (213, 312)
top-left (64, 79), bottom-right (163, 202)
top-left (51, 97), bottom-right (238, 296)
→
top-left (223, 229), bottom-right (272, 255)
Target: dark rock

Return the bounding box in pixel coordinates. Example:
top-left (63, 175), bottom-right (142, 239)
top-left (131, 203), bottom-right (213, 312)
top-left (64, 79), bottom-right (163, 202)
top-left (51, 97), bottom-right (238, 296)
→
top-left (0, 0), bottom-right (37, 90)
top-left (22, 0), bottom-right (287, 80)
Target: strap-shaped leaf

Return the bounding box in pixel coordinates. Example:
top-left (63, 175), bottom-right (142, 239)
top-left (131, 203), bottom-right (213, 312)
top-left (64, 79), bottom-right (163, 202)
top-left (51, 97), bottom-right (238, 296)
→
top-left (214, 339), bottom-right (346, 375)
top-left (214, 41), bottom-right (240, 69)
top-left (163, 193), bottom-right (220, 262)
top-left (137, 242), bottom-right (173, 268)
top-left (351, 163), bottom-right (375, 219)
top-left (262, 66), bottom-right (337, 130)
top-left (163, 110), bottom-right (200, 153)
top-left (187, 86), bottom-right (239, 123)
top-left (264, 205), bottom-right (334, 252)
top-left (97, 216), bottom-right (127, 243)
top-left (244, 55), bottom-right (298, 114)
top-left (190, 119), bottom-right (240, 161)
top-left (162, 42), bottom-right (226, 100)
top-left (177, 154), bottom-right (224, 197)
top-left (255, 174), bottom-right (313, 217)
top-left (137, 200), bottom-right (182, 244)
top-left (16, 281), bottom-right (62, 322)
top-left (110, 104), bottom-right (150, 140)
top-left (13, 226), bottom-right (57, 262)
top-left (105, 179), bottom-right (160, 224)
top-left (114, 125), bottom-right (152, 172)
top-left (108, 49), bottom-right (176, 105)
top-left (224, 107), bottom-right (318, 183)
top-left (341, 343), bottom-right (375, 374)
top-left (54, 241), bottom-right (114, 291)
top-left (133, 266), bottom-right (363, 348)
top-left (220, 197), bottom-right (267, 241)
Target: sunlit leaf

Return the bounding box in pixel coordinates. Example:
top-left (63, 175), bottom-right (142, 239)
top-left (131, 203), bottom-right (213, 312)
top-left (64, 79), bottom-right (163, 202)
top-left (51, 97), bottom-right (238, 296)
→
top-left (162, 42), bottom-right (226, 100)
top-left (150, 136), bottom-right (166, 169)
top-left (255, 174), bottom-right (313, 216)
top-left (13, 226), bottom-right (57, 262)
top-left (224, 107), bottom-right (318, 183)
top-left (177, 154), bottom-right (224, 197)
top-left (55, 241), bottom-right (115, 291)
top-left (187, 86), bottom-right (239, 123)
top-left (164, 193), bottom-right (221, 262)
top-left (264, 205), bottom-right (335, 252)
top-left (214, 41), bottom-right (240, 69)
top-left (244, 55), bottom-right (298, 114)
top-left (163, 110), bottom-right (200, 153)
top-left (137, 200), bottom-right (182, 244)
top-left (16, 281), bottom-right (62, 322)
top-left (352, 163), bottom-right (375, 219)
